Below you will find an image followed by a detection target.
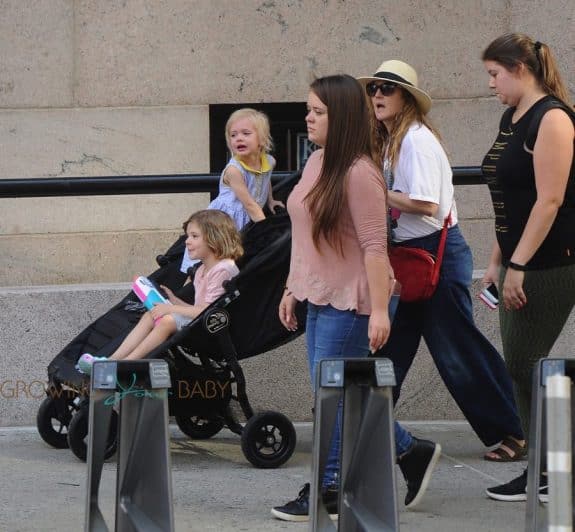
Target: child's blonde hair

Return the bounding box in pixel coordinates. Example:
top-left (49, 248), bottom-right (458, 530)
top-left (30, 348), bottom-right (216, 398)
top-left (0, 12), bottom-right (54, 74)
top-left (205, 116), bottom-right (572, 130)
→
top-left (225, 108), bottom-right (273, 154)
top-left (183, 210), bottom-right (243, 261)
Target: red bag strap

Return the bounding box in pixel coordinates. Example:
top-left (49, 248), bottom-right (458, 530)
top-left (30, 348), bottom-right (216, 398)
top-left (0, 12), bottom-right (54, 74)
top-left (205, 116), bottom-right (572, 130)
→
top-left (431, 210), bottom-right (452, 282)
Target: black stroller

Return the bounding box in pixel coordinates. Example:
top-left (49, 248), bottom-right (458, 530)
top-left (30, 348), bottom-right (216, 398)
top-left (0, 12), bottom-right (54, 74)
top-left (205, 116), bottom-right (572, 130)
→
top-left (36, 173), bottom-right (306, 468)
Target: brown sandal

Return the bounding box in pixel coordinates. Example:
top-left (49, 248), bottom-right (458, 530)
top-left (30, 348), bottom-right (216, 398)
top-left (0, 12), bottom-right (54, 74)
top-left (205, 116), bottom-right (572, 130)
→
top-left (484, 437), bottom-right (527, 462)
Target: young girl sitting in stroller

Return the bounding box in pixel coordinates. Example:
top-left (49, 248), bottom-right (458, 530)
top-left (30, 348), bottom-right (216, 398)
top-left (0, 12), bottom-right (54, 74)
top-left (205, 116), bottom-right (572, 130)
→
top-left (78, 209), bottom-right (243, 374)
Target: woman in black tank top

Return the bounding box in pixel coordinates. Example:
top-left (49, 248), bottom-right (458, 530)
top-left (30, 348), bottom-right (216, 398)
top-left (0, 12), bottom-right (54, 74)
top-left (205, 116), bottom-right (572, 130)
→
top-left (483, 96), bottom-right (575, 269)
top-left (481, 33), bottom-right (575, 503)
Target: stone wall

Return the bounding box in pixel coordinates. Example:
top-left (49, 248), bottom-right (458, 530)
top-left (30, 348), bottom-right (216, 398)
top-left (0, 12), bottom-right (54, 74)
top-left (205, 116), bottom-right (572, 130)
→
top-left (3, 276), bottom-right (575, 427)
top-left (2, 0), bottom-right (573, 285)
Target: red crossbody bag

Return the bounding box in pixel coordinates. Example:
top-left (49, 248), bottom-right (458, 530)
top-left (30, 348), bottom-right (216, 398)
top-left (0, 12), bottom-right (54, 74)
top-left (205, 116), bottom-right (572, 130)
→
top-left (388, 212), bottom-right (451, 302)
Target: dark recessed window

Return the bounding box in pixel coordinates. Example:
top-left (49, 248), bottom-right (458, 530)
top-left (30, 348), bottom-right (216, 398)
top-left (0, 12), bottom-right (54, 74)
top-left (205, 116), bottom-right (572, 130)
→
top-left (209, 103), bottom-right (311, 173)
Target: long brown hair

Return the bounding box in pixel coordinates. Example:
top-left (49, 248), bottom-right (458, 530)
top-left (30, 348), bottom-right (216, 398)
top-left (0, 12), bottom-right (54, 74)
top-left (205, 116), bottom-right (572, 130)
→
top-left (482, 33), bottom-right (573, 108)
top-left (305, 74), bottom-right (376, 254)
top-left (368, 89), bottom-right (442, 170)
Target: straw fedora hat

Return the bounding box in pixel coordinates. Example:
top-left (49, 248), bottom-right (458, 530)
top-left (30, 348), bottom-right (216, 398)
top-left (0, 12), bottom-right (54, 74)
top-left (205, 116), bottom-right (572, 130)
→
top-left (357, 59), bottom-right (432, 114)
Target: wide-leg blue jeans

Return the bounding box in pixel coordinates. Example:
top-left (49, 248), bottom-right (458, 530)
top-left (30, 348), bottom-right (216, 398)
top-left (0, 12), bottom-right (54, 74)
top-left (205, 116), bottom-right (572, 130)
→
top-left (380, 225), bottom-right (523, 445)
top-left (306, 302), bottom-right (413, 488)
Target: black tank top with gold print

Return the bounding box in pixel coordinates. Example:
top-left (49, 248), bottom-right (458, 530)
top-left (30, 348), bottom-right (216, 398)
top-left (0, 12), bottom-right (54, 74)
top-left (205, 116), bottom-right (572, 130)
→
top-left (481, 96), bottom-right (575, 269)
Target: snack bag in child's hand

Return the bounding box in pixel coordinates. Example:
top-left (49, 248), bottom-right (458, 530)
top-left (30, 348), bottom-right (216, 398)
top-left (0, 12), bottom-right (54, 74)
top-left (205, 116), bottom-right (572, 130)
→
top-left (132, 276), bottom-right (171, 310)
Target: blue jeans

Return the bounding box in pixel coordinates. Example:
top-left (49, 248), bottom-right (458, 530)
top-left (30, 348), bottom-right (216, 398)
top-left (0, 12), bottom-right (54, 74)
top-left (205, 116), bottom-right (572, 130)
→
top-left (306, 303), bottom-right (413, 488)
top-left (380, 225), bottom-right (523, 445)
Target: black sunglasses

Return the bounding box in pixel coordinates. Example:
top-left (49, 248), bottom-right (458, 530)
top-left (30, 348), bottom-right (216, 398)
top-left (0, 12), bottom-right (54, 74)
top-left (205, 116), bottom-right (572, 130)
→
top-left (365, 81), bottom-right (398, 97)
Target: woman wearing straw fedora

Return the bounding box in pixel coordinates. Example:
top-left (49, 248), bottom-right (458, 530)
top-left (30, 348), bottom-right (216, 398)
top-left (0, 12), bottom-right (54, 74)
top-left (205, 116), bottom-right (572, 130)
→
top-left (358, 60), bottom-right (526, 464)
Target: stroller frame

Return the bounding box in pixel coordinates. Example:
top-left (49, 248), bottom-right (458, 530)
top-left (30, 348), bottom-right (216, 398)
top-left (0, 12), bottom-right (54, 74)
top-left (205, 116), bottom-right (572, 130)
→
top-left (37, 180), bottom-right (305, 468)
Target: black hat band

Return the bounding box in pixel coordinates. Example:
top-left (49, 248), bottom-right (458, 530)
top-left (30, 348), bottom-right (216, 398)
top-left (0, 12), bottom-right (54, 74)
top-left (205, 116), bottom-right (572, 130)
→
top-left (373, 71), bottom-right (414, 87)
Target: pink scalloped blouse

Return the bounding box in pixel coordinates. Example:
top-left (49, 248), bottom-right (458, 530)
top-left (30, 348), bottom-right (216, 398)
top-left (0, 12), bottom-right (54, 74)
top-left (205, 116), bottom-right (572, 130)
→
top-left (286, 150), bottom-right (388, 315)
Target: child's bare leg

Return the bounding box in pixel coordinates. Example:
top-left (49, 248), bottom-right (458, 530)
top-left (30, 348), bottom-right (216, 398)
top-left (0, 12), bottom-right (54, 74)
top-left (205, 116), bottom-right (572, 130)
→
top-left (110, 312), bottom-right (155, 360)
top-left (124, 315), bottom-right (177, 360)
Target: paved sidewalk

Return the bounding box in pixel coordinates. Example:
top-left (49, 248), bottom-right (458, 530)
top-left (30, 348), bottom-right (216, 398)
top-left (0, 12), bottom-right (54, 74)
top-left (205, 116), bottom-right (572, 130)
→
top-left (0, 421), bottom-right (532, 531)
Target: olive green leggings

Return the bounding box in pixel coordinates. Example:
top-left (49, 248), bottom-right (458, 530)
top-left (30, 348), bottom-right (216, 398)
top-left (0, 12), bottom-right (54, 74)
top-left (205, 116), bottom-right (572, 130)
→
top-left (500, 264), bottom-right (575, 440)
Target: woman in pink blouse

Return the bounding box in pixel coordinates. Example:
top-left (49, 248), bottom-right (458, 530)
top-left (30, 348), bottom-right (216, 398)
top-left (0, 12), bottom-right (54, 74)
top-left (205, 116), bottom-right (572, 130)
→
top-left (271, 75), bottom-right (440, 522)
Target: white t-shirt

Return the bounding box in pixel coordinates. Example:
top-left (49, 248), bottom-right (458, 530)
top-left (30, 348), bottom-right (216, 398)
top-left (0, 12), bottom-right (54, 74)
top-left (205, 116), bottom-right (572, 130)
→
top-left (386, 123), bottom-right (458, 241)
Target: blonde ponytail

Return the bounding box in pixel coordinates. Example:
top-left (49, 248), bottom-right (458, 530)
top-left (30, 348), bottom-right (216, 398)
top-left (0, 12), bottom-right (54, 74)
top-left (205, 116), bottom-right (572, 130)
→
top-left (537, 43), bottom-right (573, 106)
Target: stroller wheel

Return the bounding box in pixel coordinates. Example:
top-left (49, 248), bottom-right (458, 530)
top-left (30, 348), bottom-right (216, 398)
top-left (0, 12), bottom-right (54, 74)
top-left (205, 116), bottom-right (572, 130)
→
top-left (67, 406), bottom-right (118, 462)
top-left (175, 415), bottom-right (224, 439)
top-left (240, 411), bottom-right (296, 469)
top-left (37, 396), bottom-right (76, 449)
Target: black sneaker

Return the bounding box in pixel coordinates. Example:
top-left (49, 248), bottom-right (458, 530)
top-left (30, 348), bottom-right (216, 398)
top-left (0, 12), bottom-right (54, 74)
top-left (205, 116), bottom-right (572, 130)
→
top-left (397, 437), bottom-right (442, 508)
top-left (486, 470), bottom-right (548, 502)
top-left (271, 483), bottom-right (338, 522)
top-left (539, 480), bottom-right (549, 503)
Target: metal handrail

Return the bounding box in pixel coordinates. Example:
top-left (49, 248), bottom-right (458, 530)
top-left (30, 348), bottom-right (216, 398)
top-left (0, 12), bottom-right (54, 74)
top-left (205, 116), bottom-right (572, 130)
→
top-left (0, 167), bottom-right (484, 199)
